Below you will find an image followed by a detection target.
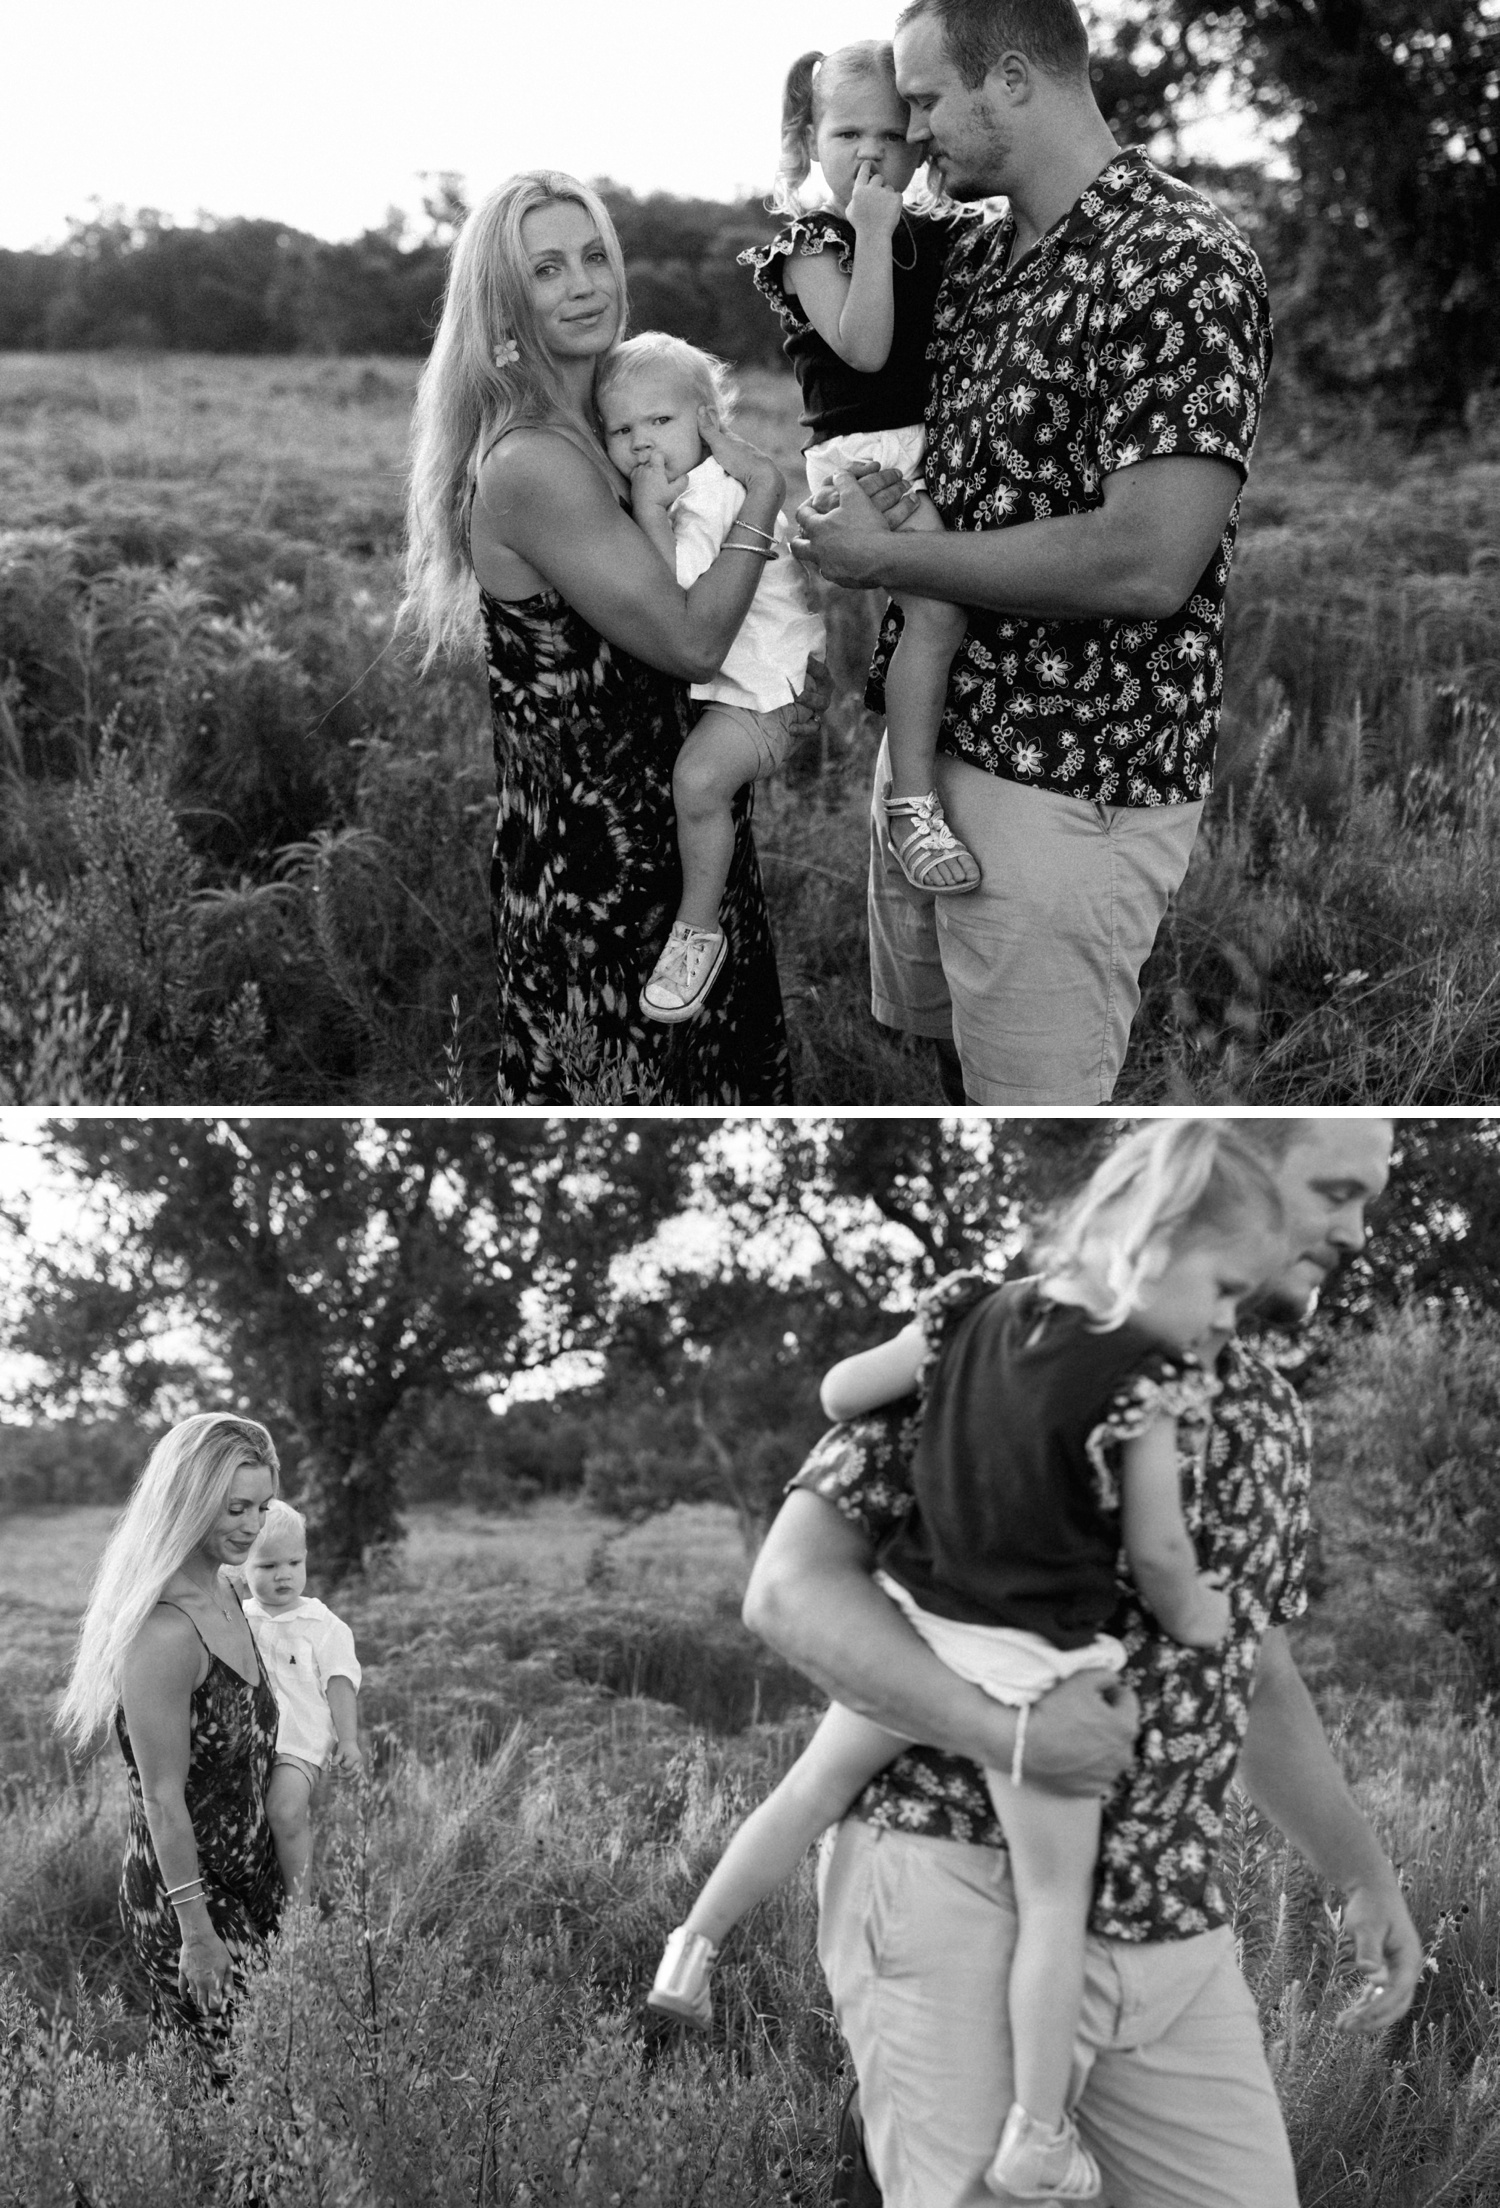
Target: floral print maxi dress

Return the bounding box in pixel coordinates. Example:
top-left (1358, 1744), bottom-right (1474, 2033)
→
top-left (116, 1620), bottom-right (282, 2084)
top-left (481, 586), bottom-right (793, 1105)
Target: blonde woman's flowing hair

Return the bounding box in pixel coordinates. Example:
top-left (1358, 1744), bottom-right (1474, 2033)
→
top-left (1033, 1121), bottom-right (1285, 1331)
top-left (401, 170), bottom-right (630, 667)
top-left (57, 1413), bottom-right (280, 1755)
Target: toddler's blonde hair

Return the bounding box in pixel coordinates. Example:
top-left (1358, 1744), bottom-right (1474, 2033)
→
top-left (596, 332), bottom-right (738, 427)
top-left (1035, 1122), bottom-right (1285, 1331)
top-left (248, 1496), bottom-right (307, 1562)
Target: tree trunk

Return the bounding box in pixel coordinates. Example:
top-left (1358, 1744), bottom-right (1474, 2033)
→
top-left (297, 1445), bottom-right (402, 1583)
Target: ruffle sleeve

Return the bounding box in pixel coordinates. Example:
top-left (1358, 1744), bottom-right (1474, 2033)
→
top-left (1085, 1353), bottom-right (1218, 1516)
top-left (737, 212), bottom-right (855, 334)
top-left (911, 1269), bottom-right (998, 1402)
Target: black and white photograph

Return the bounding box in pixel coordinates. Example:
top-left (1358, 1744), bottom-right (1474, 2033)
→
top-left (2, 2), bottom-right (1496, 1105)
top-left (1, 1111), bottom-right (1499, 2205)
top-left (2, 2), bottom-right (1499, 2202)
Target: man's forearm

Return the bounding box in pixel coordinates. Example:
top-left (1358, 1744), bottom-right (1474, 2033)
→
top-left (1238, 1630), bottom-right (1394, 1889)
top-left (746, 1528), bottom-right (1022, 1764)
top-left (851, 502), bottom-right (1179, 620)
top-left (743, 1492), bottom-right (1136, 1793)
top-left (798, 453), bottom-right (1242, 619)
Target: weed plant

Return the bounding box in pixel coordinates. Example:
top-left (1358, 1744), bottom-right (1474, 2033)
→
top-left (2, 355), bottom-right (1499, 1100)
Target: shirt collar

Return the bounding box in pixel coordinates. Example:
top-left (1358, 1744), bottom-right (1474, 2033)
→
top-left (993, 145), bottom-right (1154, 277)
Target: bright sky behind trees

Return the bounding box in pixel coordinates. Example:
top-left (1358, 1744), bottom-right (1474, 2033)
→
top-left (7, 0), bottom-right (1261, 251)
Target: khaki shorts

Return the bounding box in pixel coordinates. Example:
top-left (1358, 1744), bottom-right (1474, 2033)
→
top-left (693, 697), bottom-right (798, 780)
top-left (818, 1819), bottom-right (1298, 2208)
top-left (272, 1752), bottom-right (323, 1789)
top-left (868, 735), bottom-right (1203, 1103)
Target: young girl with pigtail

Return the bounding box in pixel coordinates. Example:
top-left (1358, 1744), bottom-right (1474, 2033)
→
top-left (741, 42), bottom-right (978, 894)
top-left (649, 1120), bottom-right (1287, 2203)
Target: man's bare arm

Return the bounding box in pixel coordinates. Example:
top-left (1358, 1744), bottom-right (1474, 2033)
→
top-left (744, 1489), bottom-right (1137, 1795)
top-left (794, 453), bottom-right (1242, 620)
top-left (1238, 1626), bottom-right (1423, 2034)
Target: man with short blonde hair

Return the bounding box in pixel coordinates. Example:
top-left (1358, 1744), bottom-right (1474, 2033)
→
top-left (745, 1119), bottom-right (1417, 2208)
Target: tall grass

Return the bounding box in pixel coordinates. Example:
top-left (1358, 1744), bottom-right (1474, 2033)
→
top-left (2, 354), bottom-right (1498, 1101)
top-left (4, 1418), bottom-right (1500, 2201)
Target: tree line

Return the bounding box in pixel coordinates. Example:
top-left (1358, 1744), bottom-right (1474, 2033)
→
top-left (1, 4), bottom-right (1496, 419)
top-left (7, 1117), bottom-right (1500, 1573)
top-left (0, 186), bottom-right (791, 373)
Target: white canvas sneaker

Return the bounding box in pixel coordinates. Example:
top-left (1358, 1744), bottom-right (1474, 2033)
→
top-left (640, 923), bottom-right (727, 1024)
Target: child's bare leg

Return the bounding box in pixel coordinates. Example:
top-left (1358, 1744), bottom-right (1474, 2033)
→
top-left (984, 1767), bottom-right (1101, 2127)
top-left (672, 707), bottom-right (765, 932)
top-left (266, 1763), bottom-right (315, 1902)
top-left (683, 1702), bottom-right (908, 1943)
top-left (885, 492), bottom-right (975, 890)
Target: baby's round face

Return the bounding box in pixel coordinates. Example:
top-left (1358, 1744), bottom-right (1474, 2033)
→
top-left (600, 368), bottom-right (708, 484)
top-left (246, 1536), bottom-right (308, 1613)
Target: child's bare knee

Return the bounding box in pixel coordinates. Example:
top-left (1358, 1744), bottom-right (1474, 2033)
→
top-left (673, 745), bottom-right (736, 818)
top-left (268, 1773), bottom-right (312, 1840)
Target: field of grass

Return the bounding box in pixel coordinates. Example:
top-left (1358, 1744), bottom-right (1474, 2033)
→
top-left (3, 1478), bottom-right (1500, 2205)
top-left (2, 351), bottom-right (1499, 1102)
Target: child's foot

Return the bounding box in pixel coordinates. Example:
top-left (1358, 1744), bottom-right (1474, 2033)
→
top-left (641, 923), bottom-right (727, 1023)
top-left (986, 2103), bottom-right (1100, 2201)
top-left (884, 787), bottom-right (981, 894)
top-left (647, 1926), bottom-right (716, 2029)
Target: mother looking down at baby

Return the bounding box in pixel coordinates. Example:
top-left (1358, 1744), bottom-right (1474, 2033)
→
top-left (402, 172), bottom-right (818, 1105)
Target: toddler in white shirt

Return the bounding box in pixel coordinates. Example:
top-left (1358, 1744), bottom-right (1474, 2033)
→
top-left (598, 332), bottom-right (825, 1025)
top-left (242, 1498), bottom-right (363, 1900)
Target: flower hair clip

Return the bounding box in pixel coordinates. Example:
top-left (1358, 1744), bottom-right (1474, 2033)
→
top-left (493, 335), bottom-right (521, 369)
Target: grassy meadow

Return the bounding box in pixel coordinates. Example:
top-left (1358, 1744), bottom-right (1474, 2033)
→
top-left (3, 1467), bottom-right (1500, 2206)
top-left (2, 350), bottom-right (1499, 1103)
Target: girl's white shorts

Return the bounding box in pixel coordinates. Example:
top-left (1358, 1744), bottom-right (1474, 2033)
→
top-left (803, 421), bottom-right (928, 499)
top-left (875, 1568), bottom-right (1127, 1707)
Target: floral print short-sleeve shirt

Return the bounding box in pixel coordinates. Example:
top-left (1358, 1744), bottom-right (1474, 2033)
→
top-left (791, 1296), bottom-right (1310, 1944)
top-left (868, 148), bottom-right (1273, 807)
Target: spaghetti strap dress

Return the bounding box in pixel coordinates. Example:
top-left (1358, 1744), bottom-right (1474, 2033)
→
top-left (476, 438), bottom-right (793, 1104)
top-left (115, 1602), bottom-right (282, 2083)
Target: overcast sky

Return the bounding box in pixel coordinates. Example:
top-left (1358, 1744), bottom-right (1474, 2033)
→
top-left (5, 0), bottom-right (1263, 252)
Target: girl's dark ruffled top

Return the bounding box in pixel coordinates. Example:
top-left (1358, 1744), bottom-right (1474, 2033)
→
top-left (739, 206), bottom-right (967, 442)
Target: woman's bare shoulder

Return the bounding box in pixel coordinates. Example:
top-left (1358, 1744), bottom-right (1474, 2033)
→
top-left (126, 1601), bottom-right (206, 1685)
top-left (478, 424), bottom-right (622, 511)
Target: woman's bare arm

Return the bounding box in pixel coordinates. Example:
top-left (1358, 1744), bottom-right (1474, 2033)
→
top-left (472, 423), bottom-right (785, 683)
top-left (121, 1609), bottom-right (232, 2001)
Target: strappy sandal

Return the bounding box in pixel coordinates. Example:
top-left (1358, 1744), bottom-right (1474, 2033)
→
top-left (884, 787), bottom-right (981, 895)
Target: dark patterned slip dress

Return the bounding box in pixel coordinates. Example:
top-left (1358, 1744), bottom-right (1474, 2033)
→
top-left (480, 582), bottom-right (793, 1104)
top-left (116, 1604), bottom-right (282, 2085)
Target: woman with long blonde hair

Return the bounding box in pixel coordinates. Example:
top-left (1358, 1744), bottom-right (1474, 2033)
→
top-left (59, 1412), bottom-right (284, 2084)
top-left (403, 171), bottom-right (812, 1104)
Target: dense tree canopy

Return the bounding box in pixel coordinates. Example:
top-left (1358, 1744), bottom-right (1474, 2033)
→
top-left (10, 1116), bottom-right (1500, 1561)
top-left (11, 1118), bottom-right (695, 1575)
